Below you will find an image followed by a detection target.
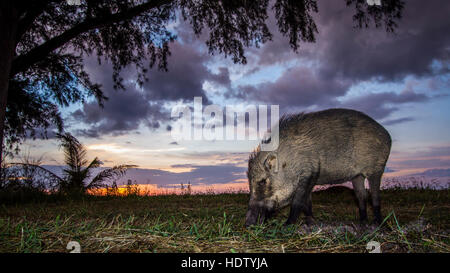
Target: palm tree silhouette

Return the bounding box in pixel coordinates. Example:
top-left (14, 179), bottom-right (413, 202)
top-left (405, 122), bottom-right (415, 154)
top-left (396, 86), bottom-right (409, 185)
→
top-left (56, 133), bottom-right (136, 195)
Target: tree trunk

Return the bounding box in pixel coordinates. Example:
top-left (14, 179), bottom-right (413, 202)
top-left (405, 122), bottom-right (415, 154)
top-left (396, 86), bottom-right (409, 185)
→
top-left (0, 2), bottom-right (19, 166)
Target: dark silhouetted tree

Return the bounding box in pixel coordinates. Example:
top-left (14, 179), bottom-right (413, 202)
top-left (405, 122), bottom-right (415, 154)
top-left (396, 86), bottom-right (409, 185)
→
top-left (57, 132), bottom-right (136, 196)
top-left (0, 0), bottom-right (404, 163)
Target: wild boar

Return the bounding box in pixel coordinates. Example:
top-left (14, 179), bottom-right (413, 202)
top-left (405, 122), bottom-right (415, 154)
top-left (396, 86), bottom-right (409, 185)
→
top-left (245, 108), bottom-right (391, 226)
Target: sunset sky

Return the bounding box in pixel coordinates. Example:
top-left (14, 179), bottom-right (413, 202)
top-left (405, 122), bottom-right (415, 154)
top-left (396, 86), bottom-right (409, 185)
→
top-left (21, 0), bottom-right (450, 189)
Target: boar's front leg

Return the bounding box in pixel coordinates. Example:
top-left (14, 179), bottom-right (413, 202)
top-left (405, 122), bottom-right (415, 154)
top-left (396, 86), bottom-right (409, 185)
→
top-left (303, 193), bottom-right (314, 225)
top-left (285, 179), bottom-right (314, 226)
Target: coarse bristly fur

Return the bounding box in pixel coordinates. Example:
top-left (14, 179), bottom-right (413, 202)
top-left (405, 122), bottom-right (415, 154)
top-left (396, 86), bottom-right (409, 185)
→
top-left (248, 112), bottom-right (306, 164)
top-left (247, 112), bottom-right (307, 184)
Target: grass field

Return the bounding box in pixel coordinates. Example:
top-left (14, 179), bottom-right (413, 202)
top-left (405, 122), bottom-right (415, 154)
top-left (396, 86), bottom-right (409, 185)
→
top-left (0, 187), bottom-right (449, 253)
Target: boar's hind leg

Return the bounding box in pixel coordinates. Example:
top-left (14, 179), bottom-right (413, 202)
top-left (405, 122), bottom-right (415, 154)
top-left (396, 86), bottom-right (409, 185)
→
top-left (351, 175), bottom-right (368, 224)
top-left (368, 173), bottom-right (383, 225)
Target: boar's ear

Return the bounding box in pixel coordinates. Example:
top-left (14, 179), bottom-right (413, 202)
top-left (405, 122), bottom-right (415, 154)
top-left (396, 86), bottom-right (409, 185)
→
top-left (264, 153), bottom-right (278, 173)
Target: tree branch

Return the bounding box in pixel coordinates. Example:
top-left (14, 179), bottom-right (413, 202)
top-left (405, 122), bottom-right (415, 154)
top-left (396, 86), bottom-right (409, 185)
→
top-left (15, 1), bottom-right (62, 43)
top-left (11, 0), bottom-right (173, 77)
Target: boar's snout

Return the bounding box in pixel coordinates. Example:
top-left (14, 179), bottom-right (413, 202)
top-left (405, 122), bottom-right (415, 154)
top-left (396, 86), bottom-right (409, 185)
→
top-left (244, 206), bottom-right (261, 227)
top-left (244, 201), bottom-right (274, 227)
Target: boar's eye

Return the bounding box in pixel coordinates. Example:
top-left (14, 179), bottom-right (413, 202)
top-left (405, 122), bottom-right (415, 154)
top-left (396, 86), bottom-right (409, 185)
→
top-left (258, 179), bottom-right (267, 185)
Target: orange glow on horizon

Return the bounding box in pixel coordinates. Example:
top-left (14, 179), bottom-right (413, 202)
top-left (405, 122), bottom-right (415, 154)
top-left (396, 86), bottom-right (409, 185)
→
top-left (88, 182), bottom-right (250, 196)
